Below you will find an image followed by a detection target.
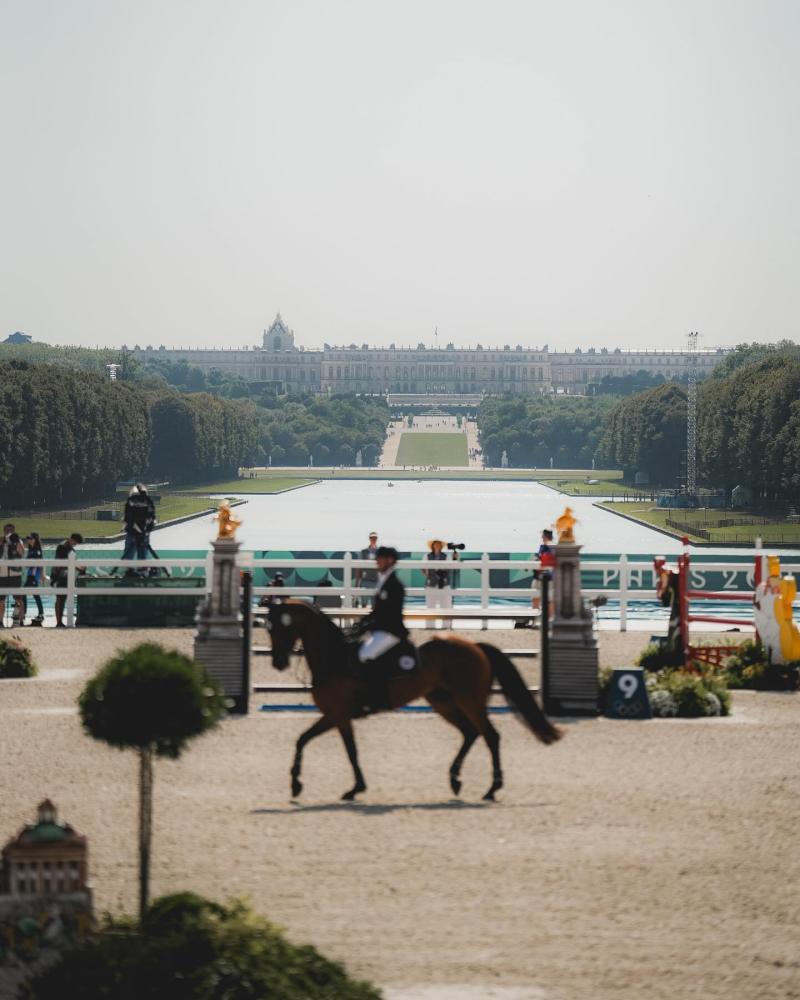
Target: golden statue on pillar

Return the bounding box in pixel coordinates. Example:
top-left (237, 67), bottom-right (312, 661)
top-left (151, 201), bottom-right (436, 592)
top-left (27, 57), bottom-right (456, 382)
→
top-left (555, 507), bottom-right (577, 543)
top-left (214, 499), bottom-right (242, 540)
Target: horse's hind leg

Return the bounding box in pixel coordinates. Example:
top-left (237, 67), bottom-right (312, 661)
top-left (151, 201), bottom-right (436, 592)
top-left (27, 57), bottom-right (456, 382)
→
top-left (458, 703), bottom-right (503, 801)
top-left (291, 715), bottom-right (335, 798)
top-left (338, 721), bottom-right (367, 801)
top-left (427, 696), bottom-right (478, 796)
top-left (479, 716), bottom-right (503, 801)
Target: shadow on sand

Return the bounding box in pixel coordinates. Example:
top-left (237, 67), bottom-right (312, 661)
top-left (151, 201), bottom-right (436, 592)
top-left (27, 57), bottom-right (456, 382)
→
top-left (250, 799), bottom-right (553, 816)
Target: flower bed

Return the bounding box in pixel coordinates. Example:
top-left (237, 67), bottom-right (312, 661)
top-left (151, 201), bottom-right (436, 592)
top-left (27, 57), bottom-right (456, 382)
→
top-left (600, 663), bottom-right (731, 718)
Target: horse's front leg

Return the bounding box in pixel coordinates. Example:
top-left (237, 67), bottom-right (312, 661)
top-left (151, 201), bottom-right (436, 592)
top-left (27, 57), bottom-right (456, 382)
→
top-left (338, 721), bottom-right (367, 801)
top-left (291, 715), bottom-right (335, 798)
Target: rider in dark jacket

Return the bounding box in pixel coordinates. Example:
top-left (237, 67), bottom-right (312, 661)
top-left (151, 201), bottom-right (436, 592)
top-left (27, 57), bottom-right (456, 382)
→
top-left (358, 546), bottom-right (408, 661)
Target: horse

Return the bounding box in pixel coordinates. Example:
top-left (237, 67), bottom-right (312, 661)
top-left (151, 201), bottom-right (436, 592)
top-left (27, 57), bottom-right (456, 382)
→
top-left (266, 600), bottom-right (562, 802)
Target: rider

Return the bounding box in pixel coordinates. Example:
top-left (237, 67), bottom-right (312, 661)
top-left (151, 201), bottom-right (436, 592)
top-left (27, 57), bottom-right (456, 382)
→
top-left (357, 546), bottom-right (408, 663)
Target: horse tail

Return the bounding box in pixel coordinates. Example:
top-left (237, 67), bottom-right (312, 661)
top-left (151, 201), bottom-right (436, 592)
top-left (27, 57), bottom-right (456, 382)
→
top-left (476, 643), bottom-right (562, 745)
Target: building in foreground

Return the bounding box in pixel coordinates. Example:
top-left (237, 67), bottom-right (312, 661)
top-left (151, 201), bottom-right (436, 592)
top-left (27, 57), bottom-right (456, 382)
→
top-left (132, 314), bottom-right (725, 396)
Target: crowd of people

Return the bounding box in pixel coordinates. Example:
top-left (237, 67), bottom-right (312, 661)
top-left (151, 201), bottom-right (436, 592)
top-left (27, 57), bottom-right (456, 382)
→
top-left (0, 483), bottom-right (160, 627)
top-left (1, 523), bottom-right (85, 628)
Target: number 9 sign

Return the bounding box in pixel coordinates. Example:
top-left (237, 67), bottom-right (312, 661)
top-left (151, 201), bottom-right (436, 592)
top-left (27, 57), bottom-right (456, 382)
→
top-left (604, 668), bottom-right (652, 720)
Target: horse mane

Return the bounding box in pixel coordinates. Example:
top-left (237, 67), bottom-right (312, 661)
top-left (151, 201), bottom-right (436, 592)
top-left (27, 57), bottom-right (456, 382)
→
top-left (284, 599), bottom-right (348, 642)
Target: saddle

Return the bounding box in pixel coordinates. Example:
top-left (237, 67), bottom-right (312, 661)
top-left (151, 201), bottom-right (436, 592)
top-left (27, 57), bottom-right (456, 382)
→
top-left (350, 639), bottom-right (420, 717)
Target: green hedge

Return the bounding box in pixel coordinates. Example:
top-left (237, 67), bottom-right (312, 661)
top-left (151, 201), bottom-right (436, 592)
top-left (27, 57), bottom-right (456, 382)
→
top-left (0, 637), bottom-right (37, 678)
top-left (20, 894), bottom-right (381, 1000)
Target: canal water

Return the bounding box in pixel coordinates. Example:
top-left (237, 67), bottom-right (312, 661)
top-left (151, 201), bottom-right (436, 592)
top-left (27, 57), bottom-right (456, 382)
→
top-left (25, 481), bottom-right (795, 631)
top-left (154, 480), bottom-right (685, 553)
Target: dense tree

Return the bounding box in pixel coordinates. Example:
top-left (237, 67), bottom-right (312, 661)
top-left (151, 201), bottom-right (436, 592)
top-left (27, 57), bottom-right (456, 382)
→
top-left (259, 394), bottom-right (389, 467)
top-left (597, 384), bottom-right (687, 485)
top-left (478, 396), bottom-right (615, 468)
top-left (697, 354), bottom-right (800, 503)
top-left (0, 362), bottom-right (261, 504)
top-left (0, 361), bottom-right (150, 507)
top-left (588, 370), bottom-right (668, 395)
top-left (710, 341), bottom-right (800, 380)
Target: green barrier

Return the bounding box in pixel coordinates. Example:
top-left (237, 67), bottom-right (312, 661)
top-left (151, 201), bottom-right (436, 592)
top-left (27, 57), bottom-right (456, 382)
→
top-left (76, 576), bottom-right (205, 627)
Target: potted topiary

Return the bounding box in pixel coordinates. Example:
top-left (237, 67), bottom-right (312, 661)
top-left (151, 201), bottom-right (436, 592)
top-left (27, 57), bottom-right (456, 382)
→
top-left (78, 643), bottom-right (227, 920)
top-left (0, 635), bottom-right (37, 678)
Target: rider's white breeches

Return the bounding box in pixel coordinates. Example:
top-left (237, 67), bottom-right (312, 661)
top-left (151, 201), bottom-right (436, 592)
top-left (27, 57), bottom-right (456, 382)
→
top-left (358, 631), bottom-right (401, 663)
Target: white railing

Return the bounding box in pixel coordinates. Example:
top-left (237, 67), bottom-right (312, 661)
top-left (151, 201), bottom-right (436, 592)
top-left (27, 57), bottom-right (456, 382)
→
top-left (1, 553), bottom-right (798, 630)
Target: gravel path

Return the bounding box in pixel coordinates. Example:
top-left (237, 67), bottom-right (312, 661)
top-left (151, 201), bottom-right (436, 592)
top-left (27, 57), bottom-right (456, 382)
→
top-left (1, 628), bottom-right (798, 1000)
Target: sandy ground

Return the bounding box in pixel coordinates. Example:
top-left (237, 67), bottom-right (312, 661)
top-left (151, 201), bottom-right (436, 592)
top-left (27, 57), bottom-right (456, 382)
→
top-left (1, 628), bottom-right (799, 1000)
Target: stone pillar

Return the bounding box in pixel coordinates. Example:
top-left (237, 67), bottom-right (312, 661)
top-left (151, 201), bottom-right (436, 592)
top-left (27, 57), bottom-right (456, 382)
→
top-left (547, 541), bottom-right (598, 715)
top-left (194, 538), bottom-right (249, 714)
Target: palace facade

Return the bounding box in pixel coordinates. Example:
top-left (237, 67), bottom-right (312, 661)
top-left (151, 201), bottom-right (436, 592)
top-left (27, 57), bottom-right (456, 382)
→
top-left (132, 314), bottom-right (724, 396)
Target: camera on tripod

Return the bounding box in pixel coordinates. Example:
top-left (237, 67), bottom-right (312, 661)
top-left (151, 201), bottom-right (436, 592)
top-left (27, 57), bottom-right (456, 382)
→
top-left (446, 542), bottom-right (465, 551)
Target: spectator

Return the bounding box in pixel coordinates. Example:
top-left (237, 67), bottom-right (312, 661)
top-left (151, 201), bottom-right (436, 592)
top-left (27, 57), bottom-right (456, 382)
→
top-left (23, 532), bottom-right (44, 626)
top-left (355, 531), bottom-right (379, 607)
top-left (52, 533), bottom-right (84, 628)
top-left (0, 524), bottom-right (24, 626)
top-left (258, 572), bottom-right (285, 609)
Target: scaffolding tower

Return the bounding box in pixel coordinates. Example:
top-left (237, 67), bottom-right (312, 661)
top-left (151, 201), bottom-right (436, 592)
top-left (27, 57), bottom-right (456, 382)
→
top-left (686, 331), bottom-right (698, 496)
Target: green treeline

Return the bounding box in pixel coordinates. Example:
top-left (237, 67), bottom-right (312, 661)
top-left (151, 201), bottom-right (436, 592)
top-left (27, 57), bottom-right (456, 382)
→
top-left (597, 383), bottom-right (688, 484)
top-left (259, 395), bottom-right (389, 467)
top-left (697, 353), bottom-right (800, 503)
top-left (0, 345), bottom-right (390, 469)
top-left (0, 362), bottom-right (260, 506)
top-left (478, 396), bottom-right (616, 468)
top-left (479, 346), bottom-right (800, 503)
top-left (598, 349), bottom-right (800, 502)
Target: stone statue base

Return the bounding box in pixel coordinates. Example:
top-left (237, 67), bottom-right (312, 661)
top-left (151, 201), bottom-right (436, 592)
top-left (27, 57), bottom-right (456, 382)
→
top-left (194, 538), bottom-right (249, 714)
top-left (547, 541), bottom-right (598, 715)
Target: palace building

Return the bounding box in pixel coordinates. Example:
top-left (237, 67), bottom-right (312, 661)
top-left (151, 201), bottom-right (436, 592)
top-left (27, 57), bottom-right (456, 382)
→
top-left (132, 314), bottom-right (725, 396)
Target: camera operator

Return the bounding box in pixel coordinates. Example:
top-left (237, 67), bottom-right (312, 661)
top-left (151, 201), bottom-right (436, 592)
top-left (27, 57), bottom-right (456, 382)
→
top-left (122, 483), bottom-right (156, 571)
top-left (424, 539), bottom-right (461, 615)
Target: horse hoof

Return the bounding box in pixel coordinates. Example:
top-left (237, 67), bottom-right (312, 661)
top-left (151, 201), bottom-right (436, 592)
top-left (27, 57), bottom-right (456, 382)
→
top-left (341, 781), bottom-right (366, 802)
top-left (291, 778), bottom-right (303, 798)
top-left (450, 776), bottom-right (462, 796)
top-left (482, 789), bottom-right (496, 802)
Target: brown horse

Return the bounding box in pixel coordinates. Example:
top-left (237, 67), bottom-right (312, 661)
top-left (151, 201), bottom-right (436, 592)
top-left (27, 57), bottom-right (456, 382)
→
top-left (267, 600), bottom-right (561, 802)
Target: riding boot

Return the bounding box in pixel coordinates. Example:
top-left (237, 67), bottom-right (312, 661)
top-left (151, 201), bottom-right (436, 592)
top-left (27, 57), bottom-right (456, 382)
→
top-left (360, 669), bottom-right (391, 716)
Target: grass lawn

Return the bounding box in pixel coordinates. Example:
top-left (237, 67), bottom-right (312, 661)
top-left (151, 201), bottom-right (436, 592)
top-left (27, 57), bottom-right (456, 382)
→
top-left (179, 477), bottom-right (316, 494)
top-left (547, 475), bottom-right (653, 497)
top-left (395, 433), bottom-right (469, 467)
top-left (600, 501), bottom-right (800, 546)
top-left (2, 497), bottom-right (219, 543)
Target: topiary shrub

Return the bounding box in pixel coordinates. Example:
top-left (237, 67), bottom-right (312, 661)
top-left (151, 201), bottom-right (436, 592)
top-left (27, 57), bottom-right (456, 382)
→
top-left (79, 644), bottom-right (228, 920)
top-left (637, 642), bottom-right (683, 671)
top-left (0, 636), bottom-right (37, 678)
top-left (19, 894), bottom-right (382, 1000)
top-left (721, 640), bottom-right (800, 691)
top-left (649, 668), bottom-right (731, 717)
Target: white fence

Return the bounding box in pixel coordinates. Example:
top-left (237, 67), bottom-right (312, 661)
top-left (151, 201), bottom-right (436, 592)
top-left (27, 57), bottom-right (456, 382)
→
top-left (1, 552), bottom-right (798, 631)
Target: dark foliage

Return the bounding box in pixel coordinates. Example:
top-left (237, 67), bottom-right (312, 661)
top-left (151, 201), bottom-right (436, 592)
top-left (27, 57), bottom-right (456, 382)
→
top-left (0, 361), bottom-right (151, 507)
top-left (0, 636), bottom-right (37, 677)
top-left (0, 361), bottom-right (261, 503)
top-left (78, 643), bottom-right (226, 758)
top-left (20, 894), bottom-right (382, 1000)
top-left (477, 395), bottom-right (614, 468)
top-left (596, 383), bottom-right (688, 486)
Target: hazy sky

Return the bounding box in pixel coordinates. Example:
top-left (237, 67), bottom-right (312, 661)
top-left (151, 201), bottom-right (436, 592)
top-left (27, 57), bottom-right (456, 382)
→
top-left (2, 1), bottom-right (798, 351)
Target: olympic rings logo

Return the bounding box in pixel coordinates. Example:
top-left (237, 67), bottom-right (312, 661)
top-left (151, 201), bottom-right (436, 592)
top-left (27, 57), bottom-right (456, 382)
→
top-left (611, 700), bottom-right (646, 717)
